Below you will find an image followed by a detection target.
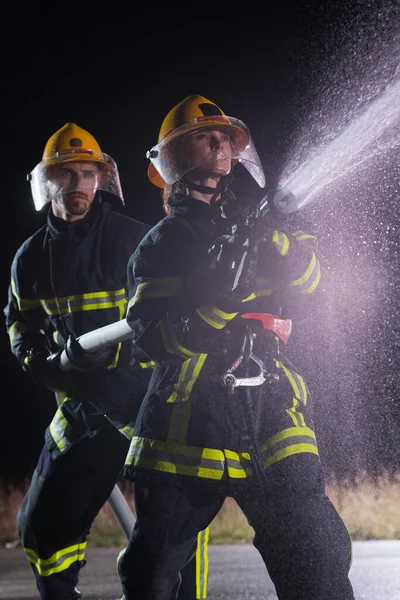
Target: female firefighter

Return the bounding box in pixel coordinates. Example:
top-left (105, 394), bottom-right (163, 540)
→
top-left (118, 95), bottom-right (355, 600)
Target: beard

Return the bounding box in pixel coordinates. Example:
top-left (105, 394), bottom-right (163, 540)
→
top-left (60, 192), bottom-right (91, 215)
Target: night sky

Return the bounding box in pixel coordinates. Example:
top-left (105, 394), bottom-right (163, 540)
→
top-left (1, 2), bottom-right (399, 484)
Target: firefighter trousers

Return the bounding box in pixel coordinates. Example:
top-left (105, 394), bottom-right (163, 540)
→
top-left (118, 453), bottom-right (355, 600)
top-left (17, 421), bottom-right (209, 600)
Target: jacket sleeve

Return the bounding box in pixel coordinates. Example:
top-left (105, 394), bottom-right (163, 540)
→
top-left (126, 224), bottom-right (243, 364)
top-left (4, 247), bottom-right (51, 369)
top-left (242, 227), bottom-right (322, 313)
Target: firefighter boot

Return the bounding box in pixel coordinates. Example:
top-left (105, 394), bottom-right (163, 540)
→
top-left (71, 588), bottom-right (82, 599)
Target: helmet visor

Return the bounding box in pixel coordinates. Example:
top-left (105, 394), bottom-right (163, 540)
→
top-left (28, 149), bottom-right (124, 210)
top-left (147, 116), bottom-right (266, 188)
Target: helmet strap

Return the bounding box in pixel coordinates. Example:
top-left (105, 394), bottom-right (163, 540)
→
top-left (183, 173), bottom-right (235, 206)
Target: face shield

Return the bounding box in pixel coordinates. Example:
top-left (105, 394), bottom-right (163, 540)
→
top-left (28, 148), bottom-right (124, 211)
top-left (147, 116), bottom-right (266, 188)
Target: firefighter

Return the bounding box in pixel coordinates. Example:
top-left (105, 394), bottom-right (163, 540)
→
top-left (4, 123), bottom-right (209, 600)
top-left (118, 95), bottom-right (356, 600)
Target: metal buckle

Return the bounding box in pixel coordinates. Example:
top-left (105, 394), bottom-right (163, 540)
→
top-left (221, 330), bottom-right (278, 391)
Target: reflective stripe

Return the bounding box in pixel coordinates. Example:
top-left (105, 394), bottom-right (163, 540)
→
top-left (277, 361), bottom-right (307, 405)
top-left (260, 426), bottom-right (319, 469)
top-left (274, 361), bottom-right (308, 426)
top-left (225, 449), bottom-right (252, 478)
top-left (168, 399), bottom-right (191, 445)
top-left (290, 252), bottom-right (321, 294)
top-left (272, 230), bottom-right (289, 256)
top-left (128, 277), bottom-right (184, 308)
top-left (242, 277), bottom-right (273, 302)
top-left (167, 353), bottom-right (207, 405)
top-left (53, 330), bottom-right (64, 346)
top-left (286, 396), bottom-right (307, 427)
top-left (196, 306), bottom-right (238, 329)
top-left (25, 541), bottom-right (87, 577)
top-left (139, 361), bottom-right (155, 368)
top-left (48, 404), bottom-right (71, 454)
top-left (160, 321), bottom-right (196, 360)
top-left (40, 288), bottom-right (127, 315)
top-left (11, 278), bottom-right (41, 311)
top-left (125, 437), bottom-right (255, 481)
top-left (292, 230), bottom-right (317, 241)
top-left (196, 528), bottom-right (210, 599)
top-left (125, 437), bottom-right (226, 480)
top-left (301, 259), bottom-right (321, 294)
top-left (119, 422), bottom-right (136, 440)
top-left (8, 320), bottom-right (29, 343)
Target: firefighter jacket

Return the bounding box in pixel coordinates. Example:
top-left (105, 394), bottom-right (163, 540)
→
top-left (124, 194), bottom-right (322, 482)
top-left (4, 197), bottom-right (151, 456)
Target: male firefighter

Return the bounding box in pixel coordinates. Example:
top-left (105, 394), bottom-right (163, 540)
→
top-left (117, 95), bottom-right (356, 600)
top-left (4, 123), bottom-right (209, 600)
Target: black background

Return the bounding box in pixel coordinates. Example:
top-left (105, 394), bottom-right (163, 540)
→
top-left (1, 1), bottom-right (399, 484)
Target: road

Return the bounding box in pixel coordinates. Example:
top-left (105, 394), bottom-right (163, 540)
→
top-left (1, 540), bottom-right (399, 599)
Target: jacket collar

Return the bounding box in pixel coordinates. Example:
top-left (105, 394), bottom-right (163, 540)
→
top-left (46, 196), bottom-right (111, 240)
top-left (169, 194), bottom-right (222, 224)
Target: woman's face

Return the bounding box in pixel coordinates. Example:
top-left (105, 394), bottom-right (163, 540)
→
top-left (183, 126), bottom-right (233, 180)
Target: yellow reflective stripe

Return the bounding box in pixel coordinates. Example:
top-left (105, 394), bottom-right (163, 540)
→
top-left (119, 422), bottom-right (136, 440)
top-left (225, 449), bottom-right (252, 478)
top-left (196, 528), bottom-right (210, 599)
top-left (260, 426), bottom-right (318, 468)
top-left (40, 288), bottom-right (127, 315)
top-left (292, 230), bottom-right (317, 241)
top-left (263, 443), bottom-right (319, 468)
top-left (242, 276), bottom-right (273, 302)
top-left (301, 259), bottom-right (321, 295)
top-left (160, 321), bottom-right (196, 360)
top-left (139, 361), bottom-right (155, 368)
top-left (125, 437), bottom-right (225, 480)
top-left (8, 320), bottom-right (29, 343)
top-left (286, 396), bottom-right (306, 427)
top-left (168, 400), bottom-right (192, 445)
top-left (196, 306), bottom-right (238, 329)
top-left (53, 330), bottom-right (64, 346)
top-left (290, 252), bottom-right (318, 288)
top-left (277, 361), bottom-right (307, 404)
top-left (48, 404), bottom-right (70, 453)
top-left (25, 542), bottom-right (87, 576)
top-left (129, 277), bottom-right (184, 308)
top-left (272, 230), bottom-right (289, 256)
top-left (261, 426), bottom-right (316, 451)
top-left (167, 355), bottom-right (208, 444)
top-left (11, 278), bottom-right (41, 311)
top-left (167, 354), bottom-right (207, 403)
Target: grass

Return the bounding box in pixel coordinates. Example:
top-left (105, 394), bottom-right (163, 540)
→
top-left (1, 471), bottom-right (399, 548)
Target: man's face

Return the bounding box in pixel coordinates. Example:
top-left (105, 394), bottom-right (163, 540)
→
top-left (47, 161), bottom-right (99, 219)
top-left (183, 127), bottom-right (233, 180)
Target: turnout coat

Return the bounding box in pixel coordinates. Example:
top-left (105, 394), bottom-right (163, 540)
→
top-left (5, 198), bottom-right (150, 457)
top-left (124, 194), bottom-right (322, 484)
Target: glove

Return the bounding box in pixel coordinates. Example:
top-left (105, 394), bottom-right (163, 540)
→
top-left (64, 334), bottom-right (115, 372)
top-left (209, 225), bottom-right (266, 299)
top-left (23, 348), bottom-right (74, 393)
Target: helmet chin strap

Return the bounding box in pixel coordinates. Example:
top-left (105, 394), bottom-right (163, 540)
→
top-left (183, 173), bottom-right (235, 206)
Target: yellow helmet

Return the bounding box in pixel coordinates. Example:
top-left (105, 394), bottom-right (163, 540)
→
top-left (28, 123), bottom-right (124, 210)
top-left (42, 122), bottom-right (107, 166)
top-left (147, 95), bottom-right (265, 189)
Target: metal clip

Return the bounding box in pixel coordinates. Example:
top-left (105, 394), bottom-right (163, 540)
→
top-left (181, 317), bottom-right (190, 333)
top-left (221, 330), bottom-right (278, 391)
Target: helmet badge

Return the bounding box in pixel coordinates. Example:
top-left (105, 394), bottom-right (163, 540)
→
top-left (69, 137), bottom-right (83, 148)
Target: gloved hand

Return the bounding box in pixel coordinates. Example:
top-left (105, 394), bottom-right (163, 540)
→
top-left (209, 224), bottom-right (267, 299)
top-left (64, 334), bottom-right (115, 372)
top-left (23, 348), bottom-right (74, 393)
